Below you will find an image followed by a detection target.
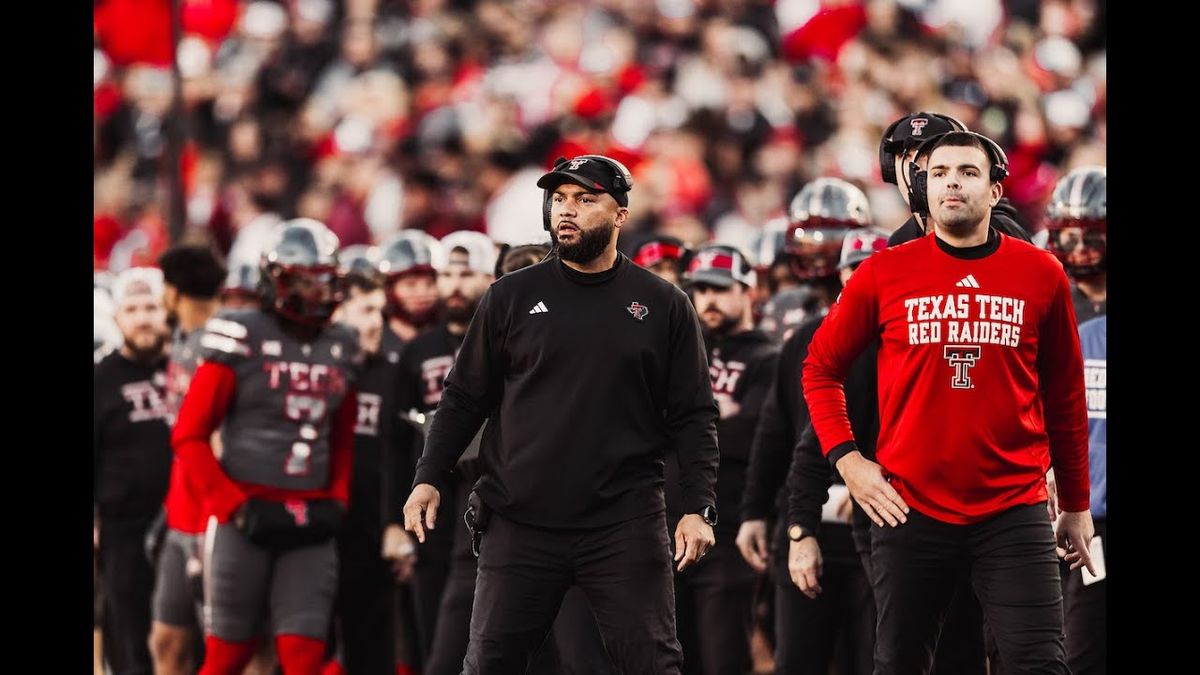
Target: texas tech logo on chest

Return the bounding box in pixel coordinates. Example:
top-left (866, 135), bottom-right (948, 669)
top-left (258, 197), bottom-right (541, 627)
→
top-left (421, 355), bottom-right (455, 406)
top-left (122, 379), bottom-right (169, 422)
top-left (356, 393), bottom-right (382, 436)
top-left (904, 288), bottom-right (1027, 390)
top-left (709, 357), bottom-right (746, 399)
top-left (943, 345), bottom-right (982, 389)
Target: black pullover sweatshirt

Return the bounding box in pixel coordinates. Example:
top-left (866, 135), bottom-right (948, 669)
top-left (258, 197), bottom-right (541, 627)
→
top-left (413, 253), bottom-right (720, 529)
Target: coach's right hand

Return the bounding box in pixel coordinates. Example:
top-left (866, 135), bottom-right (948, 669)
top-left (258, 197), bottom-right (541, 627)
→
top-left (788, 537), bottom-right (823, 599)
top-left (836, 451), bottom-right (909, 527)
top-left (403, 483), bottom-right (442, 543)
top-left (735, 519), bottom-right (769, 573)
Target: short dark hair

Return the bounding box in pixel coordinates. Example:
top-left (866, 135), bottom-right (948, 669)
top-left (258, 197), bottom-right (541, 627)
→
top-left (343, 271), bottom-right (383, 296)
top-left (158, 245), bottom-right (226, 298)
top-left (922, 132), bottom-right (997, 181)
top-left (498, 244), bottom-right (550, 277)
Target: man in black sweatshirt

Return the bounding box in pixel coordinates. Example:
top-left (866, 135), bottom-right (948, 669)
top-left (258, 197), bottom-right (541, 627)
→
top-left (94, 267), bottom-right (172, 675)
top-left (670, 244), bottom-right (778, 675)
top-left (403, 155), bottom-right (719, 673)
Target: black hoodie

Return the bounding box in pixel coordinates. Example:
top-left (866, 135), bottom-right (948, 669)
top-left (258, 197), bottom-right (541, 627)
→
top-left (667, 328), bottom-right (777, 537)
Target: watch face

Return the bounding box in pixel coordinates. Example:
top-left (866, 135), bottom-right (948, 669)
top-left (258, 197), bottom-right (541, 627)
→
top-left (788, 524), bottom-right (804, 541)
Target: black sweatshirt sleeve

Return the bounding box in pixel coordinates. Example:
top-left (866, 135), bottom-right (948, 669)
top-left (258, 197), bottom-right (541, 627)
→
top-left (741, 354), bottom-right (794, 521)
top-left (382, 363), bottom-right (416, 526)
top-left (412, 290), bottom-right (502, 489)
top-left (786, 422), bottom-right (834, 532)
top-left (667, 293), bottom-right (720, 514)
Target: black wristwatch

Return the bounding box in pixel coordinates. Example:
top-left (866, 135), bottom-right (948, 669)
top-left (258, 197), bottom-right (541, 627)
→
top-left (787, 524), bottom-right (813, 542)
top-left (697, 506), bottom-right (718, 527)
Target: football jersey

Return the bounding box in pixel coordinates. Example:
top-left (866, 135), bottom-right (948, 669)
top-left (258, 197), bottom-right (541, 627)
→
top-left (198, 309), bottom-right (363, 491)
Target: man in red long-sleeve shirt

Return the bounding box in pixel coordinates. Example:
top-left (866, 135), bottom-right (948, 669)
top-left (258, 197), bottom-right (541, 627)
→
top-left (802, 132), bottom-right (1095, 675)
top-left (173, 219), bottom-right (362, 675)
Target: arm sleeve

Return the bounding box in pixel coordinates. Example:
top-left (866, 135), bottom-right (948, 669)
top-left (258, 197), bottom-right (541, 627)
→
top-left (786, 422), bottom-right (834, 532)
top-left (413, 290), bottom-right (503, 489)
top-left (802, 260), bottom-right (879, 466)
top-left (326, 388), bottom-right (358, 508)
top-left (667, 293), bottom-right (720, 514)
top-left (384, 359), bottom-right (420, 525)
top-left (171, 361), bottom-right (245, 522)
top-left (741, 352), bottom-right (796, 521)
top-left (1038, 270), bottom-right (1090, 512)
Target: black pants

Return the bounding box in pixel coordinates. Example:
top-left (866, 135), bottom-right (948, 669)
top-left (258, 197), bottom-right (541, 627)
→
top-left (464, 510), bottom-right (683, 674)
top-left (426, 491), bottom-right (615, 675)
top-left (773, 524), bottom-right (874, 675)
top-left (424, 487), bottom-right (476, 675)
top-left (335, 523), bottom-right (396, 675)
top-left (411, 481), bottom-right (459, 661)
top-left (1063, 517), bottom-right (1105, 675)
top-left (539, 587), bottom-right (615, 675)
top-left (674, 536), bottom-right (756, 675)
top-left (854, 520), bottom-right (987, 675)
top-left (98, 514), bottom-right (157, 675)
top-left (870, 503), bottom-right (1068, 675)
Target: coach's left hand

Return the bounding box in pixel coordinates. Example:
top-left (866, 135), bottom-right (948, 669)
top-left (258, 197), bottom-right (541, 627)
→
top-left (674, 515), bottom-right (715, 572)
top-left (1055, 510), bottom-right (1096, 575)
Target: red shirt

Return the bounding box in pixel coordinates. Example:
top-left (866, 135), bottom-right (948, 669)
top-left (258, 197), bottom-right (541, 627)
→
top-left (163, 461), bottom-right (207, 533)
top-left (803, 232), bottom-right (1089, 524)
top-left (171, 362), bottom-right (358, 524)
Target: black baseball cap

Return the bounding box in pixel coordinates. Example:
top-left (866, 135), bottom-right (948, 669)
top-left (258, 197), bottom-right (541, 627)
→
top-left (537, 155), bottom-right (631, 207)
top-left (885, 112), bottom-right (965, 152)
top-left (685, 244), bottom-right (756, 289)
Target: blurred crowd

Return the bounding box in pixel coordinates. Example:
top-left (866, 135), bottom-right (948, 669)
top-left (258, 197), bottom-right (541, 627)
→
top-left (94, 0), bottom-right (1105, 273)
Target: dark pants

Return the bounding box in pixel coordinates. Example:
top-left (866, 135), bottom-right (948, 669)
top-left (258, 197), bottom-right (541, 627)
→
top-left (774, 524), bottom-right (874, 675)
top-left (674, 536), bottom-right (756, 675)
top-left (870, 503), bottom-right (1068, 675)
top-left (424, 487), bottom-right (476, 675)
top-left (98, 514), bottom-right (157, 675)
top-left (464, 510), bottom-right (683, 674)
top-left (540, 587), bottom-right (615, 675)
top-left (1063, 518), bottom-right (1105, 675)
top-left (411, 482), bottom-right (458, 660)
top-left (855, 520), bottom-right (987, 675)
top-left (427, 491), bottom-right (615, 675)
top-left (335, 524), bottom-right (396, 675)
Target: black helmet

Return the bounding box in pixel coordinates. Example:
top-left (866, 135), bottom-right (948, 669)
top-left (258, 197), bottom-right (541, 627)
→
top-left (1044, 166), bottom-right (1106, 279)
top-left (259, 218), bottom-right (342, 325)
top-left (879, 111), bottom-right (968, 185)
top-left (786, 178), bottom-right (871, 280)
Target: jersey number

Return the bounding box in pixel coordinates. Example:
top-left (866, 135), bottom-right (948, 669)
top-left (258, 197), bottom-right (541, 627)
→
top-left (284, 394), bottom-right (329, 475)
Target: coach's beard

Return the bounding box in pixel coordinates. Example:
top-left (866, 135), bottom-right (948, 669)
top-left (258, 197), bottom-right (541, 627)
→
top-left (557, 221), bottom-right (615, 264)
